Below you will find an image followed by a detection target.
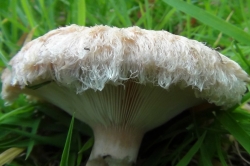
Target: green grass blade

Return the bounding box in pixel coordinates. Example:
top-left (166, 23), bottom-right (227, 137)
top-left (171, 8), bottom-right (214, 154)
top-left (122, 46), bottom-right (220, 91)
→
top-left (215, 136), bottom-right (228, 166)
top-left (10, 0), bottom-right (18, 41)
top-left (109, 0), bottom-right (132, 27)
top-left (0, 50), bottom-right (10, 68)
top-left (38, 0), bottom-right (54, 29)
top-left (0, 13), bottom-right (28, 32)
top-left (76, 135), bottom-right (84, 166)
top-left (77, 0), bottom-right (86, 26)
top-left (218, 112), bottom-right (250, 154)
top-left (176, 132), bottom-right (206, 166)
top-left (0, 105), bottom-right (35, 123)
top-left (78, 137), bottom-right (94, 154)
top-left (167, 136), bottom-right (194, 164)
top-left (20, 0), bottom-right (36, 28)
top-left (60, 113), bottom-right (75, 166)
top-left (68, 152), bottom-right (77, 166)
top-left (0, 126), bottom-right (66, 147)
top-left (162, 0), bottom-right (250, 45)
top-left (136, 1), bottom-right (153, 29)
top-left (138, 2), bottom-right (146, 28)
top-left (154, 8), bottom-right (176, 30)
top-left (199, 144), bottom-right (213, 166)
top-left (241, 92), bottom-right (250, 104)
top-left (229, 92), bottom-right (250, 111)
top-left (25, 119), bottom-right (41, 159)
top-left (144, 0), bottom-right (152, 29)
top-left (0, 137), bottom-right (24, 146)
top-left (234, 42), bottom-right (250, 73)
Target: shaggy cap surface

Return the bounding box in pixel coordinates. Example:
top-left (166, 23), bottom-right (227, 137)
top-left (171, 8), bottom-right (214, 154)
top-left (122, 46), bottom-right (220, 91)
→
top-left (1, 25), bottom-right (249, 107)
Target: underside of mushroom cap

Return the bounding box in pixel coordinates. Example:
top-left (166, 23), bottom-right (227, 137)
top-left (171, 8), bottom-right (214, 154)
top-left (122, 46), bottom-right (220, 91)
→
top-left (2, 25), bottom-right (249, 108)
top-left (19, 80), bottom-right (203, 163)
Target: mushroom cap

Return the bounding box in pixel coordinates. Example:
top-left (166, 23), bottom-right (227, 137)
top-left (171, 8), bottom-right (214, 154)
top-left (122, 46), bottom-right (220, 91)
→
top-left (1, 24), bottom-right (249, 107)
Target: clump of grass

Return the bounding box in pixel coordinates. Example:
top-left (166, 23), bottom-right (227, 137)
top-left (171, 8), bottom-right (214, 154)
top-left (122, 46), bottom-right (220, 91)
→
top-left (0, 0), bottom-right (250, 165)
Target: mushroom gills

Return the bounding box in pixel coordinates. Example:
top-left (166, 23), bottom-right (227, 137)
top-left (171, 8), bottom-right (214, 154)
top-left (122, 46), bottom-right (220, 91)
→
top-left (26, 81), bottom-right (203, 163)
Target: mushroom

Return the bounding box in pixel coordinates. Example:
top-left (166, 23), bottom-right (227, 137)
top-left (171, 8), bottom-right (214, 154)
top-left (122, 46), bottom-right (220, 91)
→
top-left (1, 25), bottom-right (249, 165)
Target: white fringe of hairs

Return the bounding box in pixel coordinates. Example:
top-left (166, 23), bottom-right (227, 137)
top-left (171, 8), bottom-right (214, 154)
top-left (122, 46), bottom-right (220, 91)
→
top-left (3, 25), bottom-right (249, 107)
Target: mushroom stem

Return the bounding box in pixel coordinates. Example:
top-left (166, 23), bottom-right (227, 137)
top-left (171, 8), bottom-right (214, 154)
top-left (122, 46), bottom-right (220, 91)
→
top-left (88, 126), bottom-right (144, 165)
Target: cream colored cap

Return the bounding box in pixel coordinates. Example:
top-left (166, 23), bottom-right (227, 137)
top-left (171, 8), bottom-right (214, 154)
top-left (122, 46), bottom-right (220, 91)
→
top-left (1, 25), bottom-right (249, 107)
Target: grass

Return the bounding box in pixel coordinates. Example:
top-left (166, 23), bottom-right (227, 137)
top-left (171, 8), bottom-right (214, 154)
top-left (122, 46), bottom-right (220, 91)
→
top-left (0, 0), bottom-right (250, 165)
